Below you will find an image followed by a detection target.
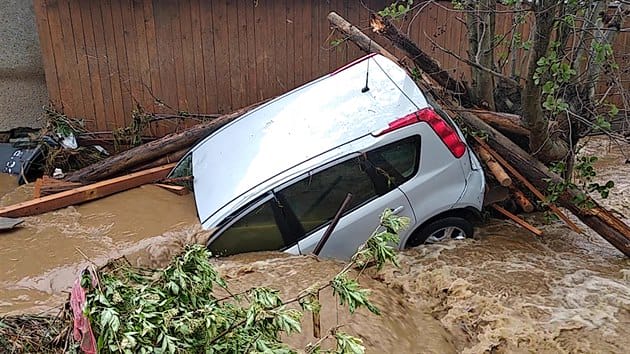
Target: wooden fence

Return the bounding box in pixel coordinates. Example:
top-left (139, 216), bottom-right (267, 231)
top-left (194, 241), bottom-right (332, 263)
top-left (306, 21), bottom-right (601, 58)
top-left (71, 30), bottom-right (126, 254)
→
top-left (34, 0), bottom-right (629, 135)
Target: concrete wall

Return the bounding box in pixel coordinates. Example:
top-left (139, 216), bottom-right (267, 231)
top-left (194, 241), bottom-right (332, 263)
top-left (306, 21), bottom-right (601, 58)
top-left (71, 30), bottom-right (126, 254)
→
top-left (0, 0), bottom-right (47, 131)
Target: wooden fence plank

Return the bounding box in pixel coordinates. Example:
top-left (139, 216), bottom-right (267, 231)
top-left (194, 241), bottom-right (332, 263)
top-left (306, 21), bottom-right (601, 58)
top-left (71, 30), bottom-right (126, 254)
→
top-left (179, 0), bottom-right (198, 115)
top-left (47, 0), bottom-right (73, 114)
top-left (211, 0), bottom-right (232, 113)
top-left (33, 0), bottom-right (62, 109)
top-left (90, 0), bottom-right (116, 131)
top-left (100, 0), bottom-right (126, 129)
top-left (227, 0), bottom-right (243, 108)
top-left (110, 0), bottom-right (133, 126)
top-left (69, 0), bottom-right (96, 126)
top-left (58, 0), bottom-right (83, 119)
top-left (189, 0), bottom-right (206, 112)
top-left (242, 0), bottom-right (258, 105)
top-left (199, 0), bottom-right (218, 112)
top-left (170, 0), bottom-right (188, 112)
top-left (120, 0), bottom-right (142, 110)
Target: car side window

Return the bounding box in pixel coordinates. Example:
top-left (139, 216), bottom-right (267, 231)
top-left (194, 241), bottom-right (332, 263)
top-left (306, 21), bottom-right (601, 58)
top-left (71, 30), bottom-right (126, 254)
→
top-left (367, 135), bottom-right (420, 193)
top-left (208, 200), bottom-right (285, 256)
top-left (278, 156), bottom-right (377, 235)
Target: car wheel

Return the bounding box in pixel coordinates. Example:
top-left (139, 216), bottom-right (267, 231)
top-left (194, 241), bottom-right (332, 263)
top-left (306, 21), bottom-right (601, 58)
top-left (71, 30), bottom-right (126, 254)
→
top-left (406, 217), bottom-right (473, 247)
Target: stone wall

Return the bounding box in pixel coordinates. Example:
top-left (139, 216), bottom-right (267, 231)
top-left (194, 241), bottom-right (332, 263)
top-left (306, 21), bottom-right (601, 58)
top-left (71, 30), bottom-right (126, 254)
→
top-left (0, 0), bottom-right (47, 131)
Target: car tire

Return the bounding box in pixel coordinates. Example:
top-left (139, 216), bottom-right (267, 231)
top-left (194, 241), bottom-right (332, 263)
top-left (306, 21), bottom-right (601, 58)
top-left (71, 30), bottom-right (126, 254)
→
top-left (405, 217), bottom-right (474, 248)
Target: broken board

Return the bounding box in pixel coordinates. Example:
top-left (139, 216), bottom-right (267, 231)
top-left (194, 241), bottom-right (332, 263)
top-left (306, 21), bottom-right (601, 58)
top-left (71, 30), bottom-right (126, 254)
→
top-left (0, 163), bottom-right (176, 218)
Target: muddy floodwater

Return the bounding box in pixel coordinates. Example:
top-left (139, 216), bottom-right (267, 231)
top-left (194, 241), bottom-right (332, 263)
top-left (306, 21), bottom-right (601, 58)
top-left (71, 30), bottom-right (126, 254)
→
top-left (1, 137), bottom-right (629, 353)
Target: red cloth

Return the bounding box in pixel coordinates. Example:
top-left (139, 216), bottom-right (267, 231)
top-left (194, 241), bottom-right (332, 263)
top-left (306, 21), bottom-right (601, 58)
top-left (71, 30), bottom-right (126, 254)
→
top-left (70, 271), bottom-right (98, 354)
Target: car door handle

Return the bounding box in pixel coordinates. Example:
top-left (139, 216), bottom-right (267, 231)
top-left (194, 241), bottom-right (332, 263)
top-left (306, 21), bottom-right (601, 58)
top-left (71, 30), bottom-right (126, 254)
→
top-left (392, 206), bottom-right (405, 214)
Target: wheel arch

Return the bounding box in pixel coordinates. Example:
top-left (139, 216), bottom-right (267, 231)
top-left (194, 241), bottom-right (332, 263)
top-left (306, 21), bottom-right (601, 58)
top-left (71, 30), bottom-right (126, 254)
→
top-left (402, 207), bottom-right (481, 248)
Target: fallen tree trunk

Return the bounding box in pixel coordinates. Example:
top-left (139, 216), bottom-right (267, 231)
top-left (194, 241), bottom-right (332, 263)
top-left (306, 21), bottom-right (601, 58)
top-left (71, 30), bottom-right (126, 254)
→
top-left (365, 14), bottom-right (472, 107)
top-left (328, 12), bottom-right (630, 256)
top-left (66, 103), bottom-right (263, 183)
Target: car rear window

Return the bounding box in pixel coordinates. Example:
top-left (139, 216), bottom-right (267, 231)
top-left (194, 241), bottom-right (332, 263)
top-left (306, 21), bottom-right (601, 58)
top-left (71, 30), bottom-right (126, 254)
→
top-left (367, 135), bottom-right (420, 192)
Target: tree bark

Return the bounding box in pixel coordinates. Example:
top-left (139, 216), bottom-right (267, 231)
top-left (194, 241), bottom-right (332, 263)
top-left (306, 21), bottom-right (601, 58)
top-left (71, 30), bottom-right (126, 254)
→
top-left (521, 0), bottom-right (569, 162)
top-left (466, 0), bottom-right (496, 110)
top-left (329, 11), bottom-right (630, 257)
top-left (65, 103), bottom-right (262, 183)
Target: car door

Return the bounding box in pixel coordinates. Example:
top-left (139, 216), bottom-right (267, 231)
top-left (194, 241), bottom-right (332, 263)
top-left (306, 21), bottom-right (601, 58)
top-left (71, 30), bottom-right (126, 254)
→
top-left (279, 139), bottom-right (420, 259)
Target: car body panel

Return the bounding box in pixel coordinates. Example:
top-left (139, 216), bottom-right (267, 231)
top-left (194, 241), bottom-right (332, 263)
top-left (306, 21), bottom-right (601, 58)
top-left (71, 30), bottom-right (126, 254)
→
top-left (191, 55), bottom-right (428, 228)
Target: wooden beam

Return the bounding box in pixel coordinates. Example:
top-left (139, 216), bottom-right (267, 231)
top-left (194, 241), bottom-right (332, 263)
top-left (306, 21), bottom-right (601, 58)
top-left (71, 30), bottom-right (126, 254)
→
top-left (475, 136), bottom-right (583, 233)
top-left (492, 204), bottom-right (543, 236)
top-left (0, 163), bottom-right (176, 218)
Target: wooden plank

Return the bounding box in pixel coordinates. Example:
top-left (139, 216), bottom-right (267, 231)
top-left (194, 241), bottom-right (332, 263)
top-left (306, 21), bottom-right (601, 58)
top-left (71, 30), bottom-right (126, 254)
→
top-left (492, 204), bottom-right (543, 236)
top-left (302, 0), bottom-right (313, 83)
top-left (69, 0), bottom-right (96, 127)
top-left (120, 0), bottom-right (142, 109)
top-left (100, 0), bottom-right (126, 129)
top-left (57, 0), bottom-right (83, 118)
top-left (199, 0), bottom-right (219, 112)
top-left (274, 0), bottom-right (288, 93)
top-left (253, 1), bottom-right (267, 101)
top-left (235, 0), bottom-right (250, 106)
top-left (144, 0), bottom-right (163, 134)
top-left (89, 0), bottom-right (116, 131)
top-left (210, 0), bottom-right (232, 113)
top-left (226, 0), bottom-right (243, 108)
top-left (170, 0), bottom-right (188, 112)
top-left (110, 0), bottom-right (133, 126)
top-left (79, 0), bottom-right (106, 131)
top-left (153, 0), bottom-right (178, 115)
top-left (179, 0), bottom-right (199, 114)
top-left (132, 0), bottom-right (151, 112)
top-left (0, 164), bottom-right (176, 218)
top-left (33, 0), bottom-right (62, 109)
top-left (189, 0), bottom-right (206, 112)
top-left (285, 0), bottom-right (296, 90)
top-left (46, 0), bottom-right (73, 114)
top-left (242, 0), bottom-right (258, 105)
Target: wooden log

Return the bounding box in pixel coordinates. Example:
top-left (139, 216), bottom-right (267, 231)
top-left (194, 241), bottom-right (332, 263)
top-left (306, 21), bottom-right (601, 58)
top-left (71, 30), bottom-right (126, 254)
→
top-left (330, 12), bottom-right (630, 257)
top-left (475, 137), bottom-right (581, 233)
top-left (492, 204), bottom-right (543, 236)
top-left (510, 186), bottom-right (535, 213)
top-left (326, 12), bottom-right (398, 63)
top-left (465, 109), bottom-right (530, 137)
top-left (0, 164), bottom-right (175, 218)
top-left (65, 102), bottom-right (264, 183)
top-left (476, 146), bottom-right (512, 187)
top-left (131, 148), bottom-right (188, 172)
top-left (367, 13), bottom-right (472, 106)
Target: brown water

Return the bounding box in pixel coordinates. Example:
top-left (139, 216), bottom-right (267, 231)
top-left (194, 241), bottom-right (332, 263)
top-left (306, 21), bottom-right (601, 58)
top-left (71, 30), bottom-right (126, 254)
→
top-left (1, 137), bottom-right (629, 353)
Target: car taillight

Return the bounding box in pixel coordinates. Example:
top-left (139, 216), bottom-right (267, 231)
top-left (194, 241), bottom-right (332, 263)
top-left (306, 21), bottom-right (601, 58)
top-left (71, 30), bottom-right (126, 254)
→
top-left (374, 108), bottom-right (467, 158)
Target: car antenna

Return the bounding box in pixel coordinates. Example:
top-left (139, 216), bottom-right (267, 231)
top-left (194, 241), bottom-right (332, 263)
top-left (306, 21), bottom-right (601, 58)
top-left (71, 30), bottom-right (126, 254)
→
top-left (361, 41), bottom-right (371, 93)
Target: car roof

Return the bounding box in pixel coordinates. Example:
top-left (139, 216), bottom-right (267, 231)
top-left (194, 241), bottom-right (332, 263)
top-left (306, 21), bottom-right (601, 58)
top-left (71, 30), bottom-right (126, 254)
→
top-left (191, 54), bottom-right (429, 226)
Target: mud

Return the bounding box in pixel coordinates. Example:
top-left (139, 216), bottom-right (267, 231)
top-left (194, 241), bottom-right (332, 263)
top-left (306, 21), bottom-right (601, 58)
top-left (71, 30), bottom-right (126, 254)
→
top-left (1, 137), bottom-right (629, 352)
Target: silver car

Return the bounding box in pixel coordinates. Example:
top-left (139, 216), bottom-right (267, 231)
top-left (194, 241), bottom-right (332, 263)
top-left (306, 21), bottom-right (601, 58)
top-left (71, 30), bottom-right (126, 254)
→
top-left (170, 54), bottom-right (485, 259)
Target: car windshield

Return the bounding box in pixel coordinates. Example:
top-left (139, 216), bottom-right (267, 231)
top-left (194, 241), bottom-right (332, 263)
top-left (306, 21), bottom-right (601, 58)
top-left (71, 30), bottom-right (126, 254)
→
top-left (167, 152), bottom-right (193, 190)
